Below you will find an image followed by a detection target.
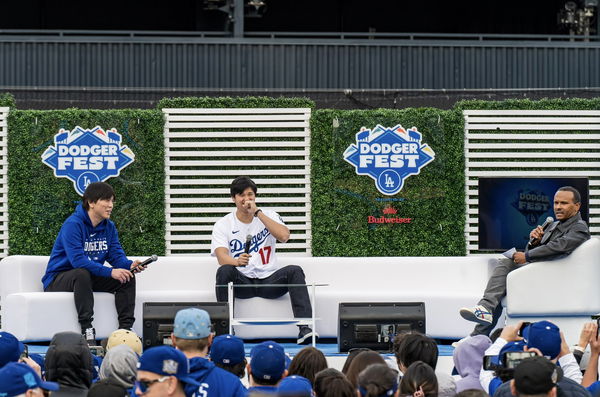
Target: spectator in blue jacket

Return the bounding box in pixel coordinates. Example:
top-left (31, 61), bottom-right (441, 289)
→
top-left (42, 182), bottom-right (145, 345)
top-left (170, 308), bottom-right (246, 397)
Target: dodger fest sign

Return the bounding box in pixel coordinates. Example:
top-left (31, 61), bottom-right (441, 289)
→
top-left (343, 124), bottom-right (435, 195)
top-left (42, 126), bottom-right (135, 195)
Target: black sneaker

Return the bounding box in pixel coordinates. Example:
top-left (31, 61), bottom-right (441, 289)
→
top-left (83, 327), bottom-right (96, 346)
top-left (297, 326), bottom-right (318, 345)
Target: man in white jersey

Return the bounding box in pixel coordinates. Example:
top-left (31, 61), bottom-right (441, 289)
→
top-left (211, 176), bottom-right (316, 344)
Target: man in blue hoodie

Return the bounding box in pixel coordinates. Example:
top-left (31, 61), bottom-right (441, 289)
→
top-left (43, 182), bottom-right (143, 344)
top-left (171, 308), bottom-right (246, 397)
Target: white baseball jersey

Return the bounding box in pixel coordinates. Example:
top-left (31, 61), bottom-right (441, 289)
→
top-left (211, 209), bottom-right (286, 279)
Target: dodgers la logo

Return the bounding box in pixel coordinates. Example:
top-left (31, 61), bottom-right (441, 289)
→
top-left (41, 126), bottom-right (135, 195)
top-left (343, 125), bottom-right (435, 195)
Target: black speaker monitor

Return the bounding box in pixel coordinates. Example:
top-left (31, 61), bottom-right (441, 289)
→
top-left (143, 302), bottom-right (229, 348)
top-left (338, 302), bottom-right (426, 353)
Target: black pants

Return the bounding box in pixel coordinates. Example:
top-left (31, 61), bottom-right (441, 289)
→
top-left (215, 265), bottom-right (312, 318)
top-left (45, 268), bottom-right (136, 332)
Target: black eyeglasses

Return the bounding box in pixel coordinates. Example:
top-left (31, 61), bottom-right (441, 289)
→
top-left (135, 376), bottom-right (169, 394)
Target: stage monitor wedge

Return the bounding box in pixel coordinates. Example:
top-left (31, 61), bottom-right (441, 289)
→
top-left (338, 302), bottom-right (426, 353)
top-left (143, 302), bottom-right (229, 348)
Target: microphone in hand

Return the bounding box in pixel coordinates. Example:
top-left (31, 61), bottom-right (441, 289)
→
top-left (132, 254), bottom-right (158, 273)
top-left (529, 217), bottom-right (554, 245)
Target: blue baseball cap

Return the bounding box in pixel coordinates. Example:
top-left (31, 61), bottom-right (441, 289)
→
top-left (173, 308), bottom-right (211, 339)
top-left (498, 341), bottom-right (526, 366)
top-left (278, 375), bottom-right (313, 396)
top-left (137, 346), bottom-right (200, 387)
top-left (0, 332), bottom-right (24, 368)
top-left (523, 321), bottom-right (561, 359)
top-left (211, 334), bottom-right (245, 365)
top-left (250, 341), bottom-right (286, 381)
top-left (0, 362), bottom-right (59, 396)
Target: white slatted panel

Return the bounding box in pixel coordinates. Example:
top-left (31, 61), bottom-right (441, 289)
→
top-left (163, 108), bottom-right (312, 256)
top-left (464, 110), bottom-right (600, 254)
top-left (0, 108), bottom-right (7, 257)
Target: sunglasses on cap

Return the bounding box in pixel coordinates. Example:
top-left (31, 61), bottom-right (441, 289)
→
top-left (135, 376), bottom-right (169, 394)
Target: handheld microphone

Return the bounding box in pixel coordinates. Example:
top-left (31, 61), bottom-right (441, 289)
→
top-left (132, 254), bottom-right (158, 273)
top-left (529, 217), bottom-right (554, 244)
top-left (244, 234), bottom-right (252, 254)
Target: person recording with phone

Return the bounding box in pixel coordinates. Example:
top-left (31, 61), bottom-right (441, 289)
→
top-left (211, 176), bottom-right (317, 344)
top-left (460, 186), bottom-right (590, 337)
top-left (42, 182), bottom-right (147, 346)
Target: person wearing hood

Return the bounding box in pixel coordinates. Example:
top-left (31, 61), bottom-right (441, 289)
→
top-left (170, 308), bottom-right (246, 397)
top-left (98, 344), bottom-right (138, 394)
top-left (42, 182), bottom-right (145, 345)
top-left (45, 331), bottom-right (94, 397)
top-left (453, 335), bottom-right (492, 392)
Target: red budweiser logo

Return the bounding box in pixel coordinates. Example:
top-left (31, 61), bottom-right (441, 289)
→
top-left (369, 205), bottom-right (411, 224)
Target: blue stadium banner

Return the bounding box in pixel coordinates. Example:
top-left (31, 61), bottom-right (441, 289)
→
top-left (41, 126), bottom-right (135, 195)
top-left (343, 125), bottom-right (435, 195)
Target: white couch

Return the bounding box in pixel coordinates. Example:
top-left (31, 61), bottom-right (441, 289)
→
top-left (0, 254), bottom-right (499, 342)
top-left (505, 237), bottom-right (600, 344)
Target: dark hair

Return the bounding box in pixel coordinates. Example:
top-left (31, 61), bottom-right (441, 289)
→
top-left (456, 390), bottom-right (490, 397)
top-left (314, 368), bottom-right (355, 397)
top-left (344, 351), bottom-right (386, 388)
top-left (392, 331), bottom-right (413, 366)
top-left (215, 360), bottom-right (247, 378)
top-left (230, 176), bottom-right (257, 197)
top-left (397, 333), bottom-right (439, 370)
top-left (493, 367), bottom-right (515, 383)
top-left (287, 346), bottom-right (328, 385)
top-left (399, 361), bottom-right (438, 397)
top-left (341, 348), bottom-right (372, 374)
top-left (82, 182), bottom-right (115, 210)
top-left (557, 186), bottom-right (581, 204)
top-left (357, 363), bottom-right (399, 397)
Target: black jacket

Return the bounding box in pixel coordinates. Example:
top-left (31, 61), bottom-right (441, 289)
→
top-left (45, 331), bottom-right (93, 396)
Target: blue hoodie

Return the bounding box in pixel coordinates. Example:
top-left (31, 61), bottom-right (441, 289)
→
top-left (184, 356), bottom-right (247, 397)
top-left (42, 204), bottom-right (132, 289)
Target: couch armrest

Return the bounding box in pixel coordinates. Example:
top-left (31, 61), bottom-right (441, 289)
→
top-left (506, 238), bottom-right (600, 316)
top-left (0, 256), bottom-right (48, 304)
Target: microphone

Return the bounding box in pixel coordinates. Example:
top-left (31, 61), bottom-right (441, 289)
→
top-left (244, 234), bottom-right (252, 254)
top-left (529, 217), bottom-right (554, 245)
top-left (132, 254), bottom-right (158, 273)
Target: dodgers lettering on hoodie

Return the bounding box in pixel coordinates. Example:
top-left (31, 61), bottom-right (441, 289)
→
top-left (42, 203), bottom-right (132, 289)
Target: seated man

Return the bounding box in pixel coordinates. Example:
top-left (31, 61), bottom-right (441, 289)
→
top-left (42, 182), bottom-right (144, 344)
top-left (211, 176), bottom-right (316, 344)
top-left (460, 186), bottom-right (590, 336)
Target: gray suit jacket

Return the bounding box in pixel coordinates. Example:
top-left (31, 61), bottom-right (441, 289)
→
top-left (524, 212), bottom-right (590, 263)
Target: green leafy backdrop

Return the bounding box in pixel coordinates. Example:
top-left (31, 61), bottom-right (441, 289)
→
top-left (310, 108), bottom-right (465, 256)
top-left (3, 96), bottom-right (596, 257)
top-left (7, 109), bottom-right (165, 255)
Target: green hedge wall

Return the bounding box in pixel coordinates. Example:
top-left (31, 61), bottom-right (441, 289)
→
top-left (158, 96), bottom-right (314, 109)
top-left (310, 108), bottom-right (465, 256)
top-left (7, 109), bottom-right (165, 256)
top-left (456, 97), bottom-right (600, 111)
top-left (0, 93), bottom-right (15, 108)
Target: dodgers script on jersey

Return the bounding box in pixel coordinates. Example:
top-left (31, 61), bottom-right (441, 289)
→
top-left (211, 209), bottom-right (285, 279)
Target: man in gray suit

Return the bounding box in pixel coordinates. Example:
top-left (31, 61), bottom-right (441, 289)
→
top-left (460, 186), bottom-right (590, 336)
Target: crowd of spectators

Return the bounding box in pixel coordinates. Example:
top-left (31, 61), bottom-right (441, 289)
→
top-left (1, 313), bottom-right (600, 397)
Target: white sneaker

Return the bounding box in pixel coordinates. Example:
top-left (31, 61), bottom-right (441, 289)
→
top-left (459, 305), bottom-right (493, 325)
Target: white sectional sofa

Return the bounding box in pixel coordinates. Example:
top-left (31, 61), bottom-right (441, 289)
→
top-left (505, 237), bottom-right (600, 345)
top-left (0, 254), bottom-right (497, 341)
top-left (1, 239), bottom-right (597, 343)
